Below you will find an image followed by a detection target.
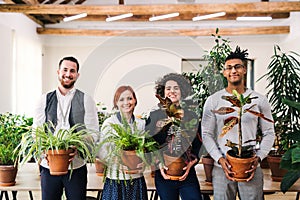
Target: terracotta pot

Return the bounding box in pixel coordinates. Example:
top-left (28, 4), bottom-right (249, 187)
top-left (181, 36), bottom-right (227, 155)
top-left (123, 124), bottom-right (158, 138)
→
top-left (121, 150), bottom-right (142, 171)
top-left (0, 165), bottom-right (18, 186)
top-left (163, 152), bottom-right (186, 179)
top-left (95, 158), bottom-right (105, 176)
top-left (46, 149), bottom-right (71, 175)
top-left (202, 155), bottom-right (214, 183)
top-left (226, 150), bottom-right (256, 181)
top-left (260, 157), bottom-right (269, 169)
top-left (267, 154), bottom-right (287, 182)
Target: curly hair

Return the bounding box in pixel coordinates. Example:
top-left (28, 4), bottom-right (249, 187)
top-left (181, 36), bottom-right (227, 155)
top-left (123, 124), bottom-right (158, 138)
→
top-left (155, 73), bottom-right (192, 99)
top-left (225, 46), bottom-right (249, 62)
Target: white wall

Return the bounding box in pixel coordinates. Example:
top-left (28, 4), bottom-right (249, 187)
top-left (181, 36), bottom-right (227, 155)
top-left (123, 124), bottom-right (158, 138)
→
top-left (0, 23), bottom-right (13, 113)
top-left (0, 13), bottom-right (43, 116)
top-left (42, 35), bottom-right (206, 115)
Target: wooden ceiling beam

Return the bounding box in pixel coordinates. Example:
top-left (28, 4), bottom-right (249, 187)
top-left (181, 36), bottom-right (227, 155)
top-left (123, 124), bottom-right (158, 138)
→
top-left (36, 26), bottom-right (290, 36)
top-left (22, 0), bottom-right (39, 4)
top-left (1, 2), bottom-right (300, 15)
top-left (73, 12), bottom-right (289, 22)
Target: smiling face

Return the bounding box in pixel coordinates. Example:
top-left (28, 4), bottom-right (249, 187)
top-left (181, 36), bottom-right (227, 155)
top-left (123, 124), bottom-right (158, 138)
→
top-left (164, 80), bottom-right (181, 105)
top-left (116, 90), bottom-right (137, 115)
top-left (223, 58), bottom-right (246, 87)
top-left (57, 60), bottom-right (79, 89)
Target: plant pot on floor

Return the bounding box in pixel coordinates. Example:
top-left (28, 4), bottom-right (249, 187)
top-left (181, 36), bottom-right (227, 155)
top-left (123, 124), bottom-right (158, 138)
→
top-left (226, 150), bottom-right (256, 182)
top-left (121, 150), bottom-right (143, 174)
top-left (202, 154), bottom-right (214, 183)
top-left (267, 154), bottom-right (287, 182)
top-left (163, 152), bottom-right (186, 180)
top-left (0, 165), bottom-right (18, 186)
top-left (46, 149), bottom-right (71, 175)
top-left (260, 157), bottom-right (269, 169)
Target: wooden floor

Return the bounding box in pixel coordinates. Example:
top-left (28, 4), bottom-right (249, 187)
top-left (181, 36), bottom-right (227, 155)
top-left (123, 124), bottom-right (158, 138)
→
top-left (1, 191), bottom-right (298, 200)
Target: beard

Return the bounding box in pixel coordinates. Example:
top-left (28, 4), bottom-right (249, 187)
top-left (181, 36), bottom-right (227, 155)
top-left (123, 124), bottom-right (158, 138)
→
top-left (59, 77), bottom-right (76, 89)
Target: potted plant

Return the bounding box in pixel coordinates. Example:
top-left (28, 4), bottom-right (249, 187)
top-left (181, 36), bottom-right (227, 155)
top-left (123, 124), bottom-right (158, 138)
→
top-left (94, 102), bottom-right (112, 176)
top-left (213, 90), bottom-right (274, 181)
top-left (155, 94), bottom-right (198, 180)
top-left (279, 99), bottom-right (300, 193)
top-left (98, 117), bottom-right (160, 180)
top-left (18, 122), bottom-right (96, 176)
top-left (259, 45), bottom-right (300, 181)
top-left (0, 112), bottom-right (32, 186)
top-left (183, 28), bottom-right (232, 182)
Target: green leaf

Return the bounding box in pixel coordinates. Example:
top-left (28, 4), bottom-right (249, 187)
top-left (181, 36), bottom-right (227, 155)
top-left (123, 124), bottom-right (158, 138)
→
top-left (292, 146), bottom-right (300, 164)
top-left (280, 170), bottom-right (300, 193)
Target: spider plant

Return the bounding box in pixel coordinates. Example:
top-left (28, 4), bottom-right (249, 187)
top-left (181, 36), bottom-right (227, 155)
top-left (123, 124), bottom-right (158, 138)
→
top-left (17, 122), bottom-right (96, 166)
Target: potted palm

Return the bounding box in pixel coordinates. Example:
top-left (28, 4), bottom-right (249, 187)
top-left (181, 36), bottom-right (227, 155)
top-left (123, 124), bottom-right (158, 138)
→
top-left (279, 99), bottom-right (300, 193)
top-left (0, 112), bottom-right (32, 186)
top-left (98, 117), bottom-right (159, 180)
top-left (18, 122), bottom-right (96, 176)
top-left (213, 90), bottom-right (274, 181)
top-left (259, 45), bottom-right (300, 181)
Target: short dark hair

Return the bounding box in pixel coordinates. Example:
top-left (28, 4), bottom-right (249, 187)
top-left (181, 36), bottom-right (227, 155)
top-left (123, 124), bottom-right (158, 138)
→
top-left (155, 73), bottom-right (192, 99)
top-left (58, 56), bottom-right (80, 72)
top-left (225, 46), bottom-right (249, 62)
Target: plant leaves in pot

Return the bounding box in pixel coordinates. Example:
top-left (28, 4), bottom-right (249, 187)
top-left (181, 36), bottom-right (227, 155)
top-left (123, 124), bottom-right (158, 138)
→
top-left (0, 112), bottom-right (32, 186)
top-left (213, 90), bottom-right (274, 181)
top-left (17, 122), bottom-right (96, 176)
top-left (258, 45), bottom-right (300, 181)
top-left (279, 99), bottom-right (300, 193)
top-left (97, 115), bottom-right (160, 180)
top-left (155, 95), bottom-right (199, 180)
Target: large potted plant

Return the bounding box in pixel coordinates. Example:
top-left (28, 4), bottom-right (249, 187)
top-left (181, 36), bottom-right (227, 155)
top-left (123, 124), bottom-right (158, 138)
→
top-left (183, 28), bottom-right (232, 182)
top-left (279, 99), bottom-right (300, 193)
top-left (259, 45), bottom-right (300, 181)
top-left (18, 122), bottom-right (96, 176)
top-left (213, 90), bottom-right (274, 181)
top-left (98, 117), bottom-right (160, 179)
top-left (0, 112), bottom-right (32, 186)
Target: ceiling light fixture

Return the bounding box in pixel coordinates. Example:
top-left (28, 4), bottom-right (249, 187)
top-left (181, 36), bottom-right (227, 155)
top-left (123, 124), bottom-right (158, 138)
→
top-left (192, 12), bottom-right (226, 21)
top-left (236, 16), bottom-right (272, 21)
top-left (63, 13), bottom-right (87, 22)
top-left (149, 12), bottom-right (180, 22)
top-left (106, 13), bottom-right (134, 22)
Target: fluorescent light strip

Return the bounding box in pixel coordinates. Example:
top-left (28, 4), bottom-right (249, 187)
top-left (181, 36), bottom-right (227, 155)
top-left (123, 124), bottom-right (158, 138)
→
top-left (149, 12), bottom-right (180, 22)
top-left (192, 12), bottom-right (226, 21)
top-left (236, 16), bottom-right (272, 21)
top-left (106, 13), bottom-right (134, 22)
top-left (63, 13), bottom-right (87, 22)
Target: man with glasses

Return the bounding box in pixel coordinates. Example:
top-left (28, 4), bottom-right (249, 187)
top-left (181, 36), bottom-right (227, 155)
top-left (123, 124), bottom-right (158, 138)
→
top-left (201, 46), bottom-right (275, 200)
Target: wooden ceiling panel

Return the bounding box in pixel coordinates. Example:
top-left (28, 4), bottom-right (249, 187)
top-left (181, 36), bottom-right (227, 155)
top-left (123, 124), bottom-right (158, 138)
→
top-left (0, 2), bottom-right (298, 36)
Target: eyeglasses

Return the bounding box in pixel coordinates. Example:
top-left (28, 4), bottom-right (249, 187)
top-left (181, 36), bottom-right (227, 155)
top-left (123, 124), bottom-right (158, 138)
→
top-left (224, 64), bottom-right (244, 71)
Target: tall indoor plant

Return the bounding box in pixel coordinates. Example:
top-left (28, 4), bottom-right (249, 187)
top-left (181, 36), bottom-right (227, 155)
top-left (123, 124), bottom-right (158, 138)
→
top-left (183, 28), bottom-right (232, 182)
top-left (259, 45), bottom-right (300, 181)
top-left (279, 99), bottom-right (300, 193)
top-left (18, 122), bottom-right (96, 176)
top-left (213, 90), bottom-right (274, 181)
top-left (0, 112), bottom-right (32, 186)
